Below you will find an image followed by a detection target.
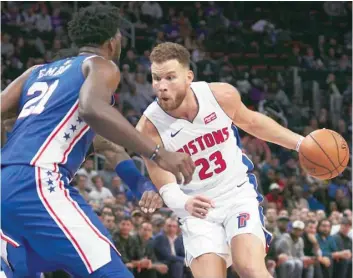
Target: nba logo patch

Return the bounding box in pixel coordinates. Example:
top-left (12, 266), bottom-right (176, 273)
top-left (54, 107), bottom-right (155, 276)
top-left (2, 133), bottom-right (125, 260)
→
top-left (237, 212), bottom-right (250, 228)
top-left (204, 112), bottom-right (217, 124)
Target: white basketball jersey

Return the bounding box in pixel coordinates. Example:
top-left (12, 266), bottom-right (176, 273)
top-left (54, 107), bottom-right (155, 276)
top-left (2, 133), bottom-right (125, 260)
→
top-left (144, 81), bottom-right (254, 199)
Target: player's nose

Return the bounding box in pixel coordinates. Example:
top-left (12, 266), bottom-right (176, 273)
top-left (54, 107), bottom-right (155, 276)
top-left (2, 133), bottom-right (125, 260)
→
top-left (158, 79), bottom-right (169, 92)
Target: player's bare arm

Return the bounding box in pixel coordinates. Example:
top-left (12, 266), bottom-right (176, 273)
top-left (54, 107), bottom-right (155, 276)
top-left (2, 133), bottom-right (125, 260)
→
top-left (209, 82), bottom-right (303, 151)
top-left (79, 57), bottom-right (195, 184)
top-left (1, 66), bottom-right (36, 115)
top-left (136, 115), bottom-right (214, 218)
top-left (93, 134), bottom-right (163, 212)
top-left (79, 57), bottom-right (159, 158)
top-left (1, 66), bottom-right (37, 146)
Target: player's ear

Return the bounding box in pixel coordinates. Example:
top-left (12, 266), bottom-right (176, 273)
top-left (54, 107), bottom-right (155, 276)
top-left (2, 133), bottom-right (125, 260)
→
top-left (107, 37), bottom-right (116, 56)
top-left (187, 69), bottom-right (194, 84)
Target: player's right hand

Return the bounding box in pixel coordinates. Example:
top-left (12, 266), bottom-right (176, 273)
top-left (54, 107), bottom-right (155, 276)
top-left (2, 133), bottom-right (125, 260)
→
top-left (155, 148), bottom-right (195, 184)
top-left (184, 195), bottom-right (215, 219)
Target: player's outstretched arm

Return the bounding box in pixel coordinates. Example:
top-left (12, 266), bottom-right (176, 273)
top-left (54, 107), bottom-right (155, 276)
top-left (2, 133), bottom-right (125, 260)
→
top-left (79, 57), bottom-right (158, 158)
top-left (1, 66), bottom-right (37, 116)
top-left (136, 116), bottom-right (214, 218)
top-left (210, 82), bottom-right (304, 151)
top-left (1, 66), bottom-right (38, 146)
top-left (93, 135), bottom-right (163, 212)
top-left (79, 57), bottom-right (195, 184)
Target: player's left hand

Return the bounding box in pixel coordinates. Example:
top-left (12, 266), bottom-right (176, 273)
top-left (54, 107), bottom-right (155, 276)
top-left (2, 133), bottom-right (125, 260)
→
top-left (139, 191), bottom-right (164, 213)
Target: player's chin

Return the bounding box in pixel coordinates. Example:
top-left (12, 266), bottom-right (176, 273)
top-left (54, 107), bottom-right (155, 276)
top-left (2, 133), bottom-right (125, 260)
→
top-left (159, 101), bottom-right (174, 111)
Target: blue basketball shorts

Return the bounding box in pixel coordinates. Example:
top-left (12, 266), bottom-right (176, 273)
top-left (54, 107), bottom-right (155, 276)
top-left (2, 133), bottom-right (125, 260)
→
top-left (1, 165), bottom-right (133, 278)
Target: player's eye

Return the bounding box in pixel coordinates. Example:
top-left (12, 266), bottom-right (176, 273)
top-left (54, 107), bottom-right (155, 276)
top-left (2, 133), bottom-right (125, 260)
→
top-left (166, 76), bottom-right (175, 81)
top-left (153, 76), bottom-right (161, 81)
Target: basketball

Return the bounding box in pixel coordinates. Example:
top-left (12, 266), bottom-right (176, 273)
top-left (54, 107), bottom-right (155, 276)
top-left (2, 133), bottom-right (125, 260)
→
top-left (299, 129), bottom-right (350, 180)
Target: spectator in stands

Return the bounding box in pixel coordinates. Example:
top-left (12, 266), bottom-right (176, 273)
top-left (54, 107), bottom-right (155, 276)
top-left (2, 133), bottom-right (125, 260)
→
top-left (1, 33), bottom-right (14, 57)
top-left (35, 6), bottom-right (52, 34)
top-left (153, 218), bottom-right (185, 278)
top-left (131, 210), bottom-right (144, 235)
top-left (102, 213), bottom-right (117, 235)
top-left (88, 175), bottom-right (113, 206)
top-left (302, 220), bottom-right (320, 278)
top-left (101, 205), bottom-right (114, 216)
top-left (316, 219), bottom-right (351, 278)
top-left (316, 210), bottom-right (327, 221)
top-left (332, 217), bottom-right (352, 278)
top-left (286, 185), bottom-right (309, 211)
top-left (275, 220), bottom-right (305, 278)
top-left (274, 216), bottom-right (290, 237)
top-left (151, 217), bottom-right (166, 237)
top-left (265, 208), bottom-right (278, 232)
top-left (114, 204), bottom-right (127, 223)
top-left (21, 5), bottom-right (37, 32)
top-left (77, 157), bottom-right (97, 191)
top-left (122, 49), bottom-right (138, 72)
top-left (302, 47), bottom-right (317, 69)
top-left (111, 176), bottom-right (125, 197)
top-left (98, 159), bottom-right (117, 189)
top-left (266, 183), bottom-right (284, 211)
top-left (133, 221), bottom-right (169, 278)
top-left (75, 174), bottom-right (89, 201)
top-left (114, 216), bottom-right (152, 275)
top-left (325, 48), bottom-right (339, 72)
top-left (140, 1), bottom-right (163, 22)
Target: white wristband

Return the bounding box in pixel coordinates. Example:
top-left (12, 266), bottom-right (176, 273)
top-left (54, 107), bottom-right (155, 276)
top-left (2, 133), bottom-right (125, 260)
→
top-left (295, 136), bottom-right (305, 152)
top-left (159, 183), bottom-right (190, 218)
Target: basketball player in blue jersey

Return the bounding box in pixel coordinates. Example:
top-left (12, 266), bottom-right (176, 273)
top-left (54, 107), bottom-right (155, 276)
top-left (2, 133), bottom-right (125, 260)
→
top-left (0, 5), bottom-right (195, 278)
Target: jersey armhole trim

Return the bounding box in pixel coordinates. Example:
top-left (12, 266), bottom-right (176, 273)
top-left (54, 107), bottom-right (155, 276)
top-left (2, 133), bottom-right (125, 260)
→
top-left (206, 83), bottom-right (234, 122)
top-left (142, 114), bottom-right (165, 148)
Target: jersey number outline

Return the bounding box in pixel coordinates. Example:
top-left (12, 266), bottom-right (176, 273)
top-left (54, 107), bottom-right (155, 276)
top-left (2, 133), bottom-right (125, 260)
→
top-left (18, 80), bottom-right (59, 119)
top-left (195, 150), bottom-right (227, 180)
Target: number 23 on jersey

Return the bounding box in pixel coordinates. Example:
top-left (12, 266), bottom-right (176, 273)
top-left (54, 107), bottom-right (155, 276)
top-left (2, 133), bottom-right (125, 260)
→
top-left (195, 150), bottom-right (227, 180)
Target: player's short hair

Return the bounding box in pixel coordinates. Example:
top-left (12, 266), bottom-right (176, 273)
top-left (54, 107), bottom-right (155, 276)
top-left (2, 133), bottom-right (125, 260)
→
top-left (150, 42), bottom-right (190, 68)
top-left (68, 4), bottom-right (120, 48)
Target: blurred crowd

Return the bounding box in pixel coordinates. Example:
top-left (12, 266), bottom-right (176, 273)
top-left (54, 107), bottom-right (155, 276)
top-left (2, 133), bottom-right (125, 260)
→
top-left (1, 1), bottom-right (352, 278)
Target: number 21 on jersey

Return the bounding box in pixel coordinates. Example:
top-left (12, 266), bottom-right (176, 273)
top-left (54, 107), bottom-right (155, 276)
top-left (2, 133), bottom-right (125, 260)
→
top-left (18, 80), bottom-right (59, 119)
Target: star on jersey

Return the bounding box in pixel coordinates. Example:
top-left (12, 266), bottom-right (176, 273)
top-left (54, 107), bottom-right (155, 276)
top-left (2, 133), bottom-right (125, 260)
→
top-left (77, 117), bottom-right (83, 124)
top-left (70, 124), bottom-right (77, 132)
top-left (47, 179), bottom-right (54, 186)
top-left (48, 186), bottom-right (55, 193)
top-left (63, 133), bottom-right (70, 140)
top-left (46, 171), bottom-right (52, 176)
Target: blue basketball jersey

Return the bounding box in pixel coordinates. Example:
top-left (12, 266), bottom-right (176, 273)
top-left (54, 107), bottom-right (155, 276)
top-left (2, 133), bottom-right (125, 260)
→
top-left (2, 55), bottom-right (111, 179)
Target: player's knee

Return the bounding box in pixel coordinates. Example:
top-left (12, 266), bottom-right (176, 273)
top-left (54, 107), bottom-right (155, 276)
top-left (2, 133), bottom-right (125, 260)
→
top-left (234, 264), bottom-right (270, 278)
top-left (233, 259), bottom-right (270, 278)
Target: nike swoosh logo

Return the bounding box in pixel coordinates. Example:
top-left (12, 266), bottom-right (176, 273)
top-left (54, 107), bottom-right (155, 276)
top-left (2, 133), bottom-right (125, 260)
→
top-left (237, 181), bottom-right (246, 188)
top-left (171, 128), bottom-right (183, 137)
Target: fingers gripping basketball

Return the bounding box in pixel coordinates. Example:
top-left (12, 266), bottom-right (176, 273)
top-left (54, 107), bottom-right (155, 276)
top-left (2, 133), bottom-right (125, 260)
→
top-left (299, 129), bottom-right (350, 180)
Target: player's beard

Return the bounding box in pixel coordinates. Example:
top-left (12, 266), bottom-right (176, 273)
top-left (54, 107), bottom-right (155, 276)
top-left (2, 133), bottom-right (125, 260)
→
top-left (159, 90), bottom-right (186, 112)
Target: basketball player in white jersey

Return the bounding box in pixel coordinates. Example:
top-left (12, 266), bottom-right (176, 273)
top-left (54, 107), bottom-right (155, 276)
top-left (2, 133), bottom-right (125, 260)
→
top-left (137, 42), bottom-right (305, 278)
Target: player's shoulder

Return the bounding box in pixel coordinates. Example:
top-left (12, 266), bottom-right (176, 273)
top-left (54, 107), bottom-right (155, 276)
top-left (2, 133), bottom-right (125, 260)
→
top-left (136, 114), bottom-right (162, 144)
top-left (207, 82), bottom-right (241, 109)
top-left (136, 114), bottom-right (156, 135)
top-left (208, 82), bottom-right (239, 98)
top-left (82, 55), bottom-right (120, 78)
